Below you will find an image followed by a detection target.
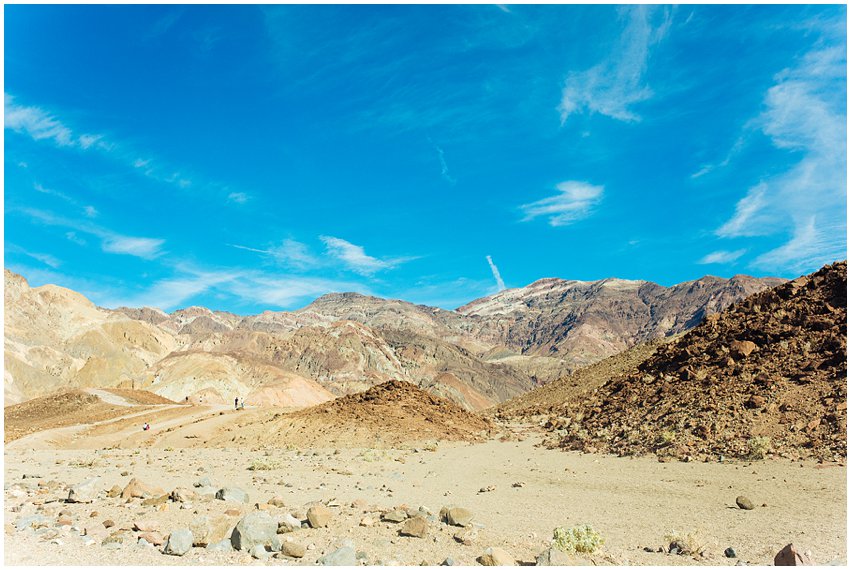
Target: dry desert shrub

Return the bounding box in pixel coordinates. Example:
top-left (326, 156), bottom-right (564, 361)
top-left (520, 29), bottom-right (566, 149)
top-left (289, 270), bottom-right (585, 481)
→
top-left (552, 524), bottom-right (604, 554)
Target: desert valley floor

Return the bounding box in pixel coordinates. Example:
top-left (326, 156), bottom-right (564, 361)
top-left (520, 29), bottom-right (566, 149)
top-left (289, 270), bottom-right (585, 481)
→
top-left (4, 393), bottom-right (846, 566)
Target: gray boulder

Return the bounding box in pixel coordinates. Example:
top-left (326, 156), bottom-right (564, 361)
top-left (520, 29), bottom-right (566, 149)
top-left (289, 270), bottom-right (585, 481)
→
top-left (319, 546), bottom-right (358, 566)
top-left (231, 511), bottom-right (277, 552)
top-left (67, 477), bottom-right (101, 503)
top-left (164, 528), bottom-right (193, 556)
top-left (216, 487), bottom-right (249, 503)
top-left (206, 539), bottom-right (233, 552)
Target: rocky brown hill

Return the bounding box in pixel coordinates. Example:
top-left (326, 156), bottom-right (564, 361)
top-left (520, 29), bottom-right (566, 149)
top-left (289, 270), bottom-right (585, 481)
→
top-left (549, 262), bottom-right (846, 462)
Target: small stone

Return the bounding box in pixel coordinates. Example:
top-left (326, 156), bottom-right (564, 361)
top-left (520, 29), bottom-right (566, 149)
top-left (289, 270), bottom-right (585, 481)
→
top-left (190, 515), bottom-right (233, 547)
top-left (268, 496), bottom-right (286, 508)
top-left (56, 517), bottom-right (73, 527)
top-left (121, 478), bottom-right (164, 500)
top-left (307, 505), bottom-right (333, 528)
top-left (67, 477), bottom-right (101, 503)
top-left (120, 471), bottom-right (129, 477)
top-left (319, 546), bottom-right (357, 566)
top-left (774, 543), bottom-right (813, 566)
top-left (102, 520), bottom-right (115, 529)
top-left (206, 539), bottom-right (233, 552)
top-left (250, 544), bottom-right (271, 559)
top-left (512, 482), bottom-right (525, 488)
top-left (382, 509), bottom-right (408, 523)
top-left (215, 487), bottom-right (249, 503)
top-left (535, 547), bottom-right (576, 566)
top-left (280, 538), bottom-right (306, 558)
top-left (453, 528), bottom-right (477, 546)
top-left (441, 558), bottom-right (455, 566)
top-left (224, 508), bottom-right (242, 517)
top-left (138, 531), bottom-right (165, 546)
top-left (133, 520), bottom-right (158, 532)
top-left (725, 547), bottom-right (737, 558)
top-left (440, 506), bottom-right (473, 527)
top-left (163, 528), bottom-right (193, 556)
top-left (102, 530), bottom-right (133, 549)
top-left (194, 476), bottom-right (212, 488)
top-left (736, 496), bottom-right (755, 510)
top-left (359, 516), bottom-right (375, 527)
top-left (277, 513), bottom-right (303, 534)
top-left (477, 547), bottom-right (515, 566)
top-left (141, 495), bottom-right (169, 507)
top-left (106, 485), bottom-right (122, 498)
top-left (170, 487), bottom-right (196, 503)
top-left (400, 516), bottom-right (429, 538)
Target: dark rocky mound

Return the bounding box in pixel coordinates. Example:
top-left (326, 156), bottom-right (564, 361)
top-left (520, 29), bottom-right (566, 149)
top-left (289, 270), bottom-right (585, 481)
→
top-left (552, 261), bottom-right (846, 462)
top-left (286, 380), bottom-right (494, 445)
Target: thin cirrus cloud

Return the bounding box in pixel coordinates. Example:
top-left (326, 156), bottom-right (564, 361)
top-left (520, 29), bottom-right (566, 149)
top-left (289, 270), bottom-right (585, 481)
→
top-left (320, 236), bottom-right (416, 276)
top-left (4, 93), bottom-right (257, 204)
top-left (698, 249), bottom-right (746, 265)
top-left (230, 238), bottom-right (320, 271)
top-left (18, 207), bottom-right (165, 260)
top-left (558, 5), bottom-right (672, 124)
top-left (520, 181), bottom-right (604, 227)
top-left (715, 43), bottom-right (846, 273)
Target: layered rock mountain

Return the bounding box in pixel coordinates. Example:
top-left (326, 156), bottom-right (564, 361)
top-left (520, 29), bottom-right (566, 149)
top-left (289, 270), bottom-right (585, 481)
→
top-left (5, 268), bottom-right (783, 409)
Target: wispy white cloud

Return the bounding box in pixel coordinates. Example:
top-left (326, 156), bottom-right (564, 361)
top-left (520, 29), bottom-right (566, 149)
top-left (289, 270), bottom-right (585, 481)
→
top-left (486, 255), bottom-right (506, 291)
top-left (698, 249), bottom-right (747, 265)
top-left (4, 94), bottom-right (100, 148)
top-left (520, 181), bottom-right (604, 227)
top-left (435, 145), bottom-right (456, 185)
top-left (321, 236), bottom-right (413, 276)
top-left (558, 6), bottom-right (671, 123)
top-left (83, 205), bottom-right (99, 218)
top-left (65, 231), bottom-right (87, 246)
top-left (227, 192), bottom-right (249, 204)
top-left (231, 238), bottom-right (320, 271)
top-left (716, 44), bottom-right (846, 272)
top-left (5, 243), bottom-right (62, 269)
top-left (18, 207), bottom-right (165, 260)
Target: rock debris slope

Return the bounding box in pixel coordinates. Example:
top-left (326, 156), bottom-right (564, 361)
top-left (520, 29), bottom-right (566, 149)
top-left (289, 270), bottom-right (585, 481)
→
top-left (551, 261), bottom-right (846, 461)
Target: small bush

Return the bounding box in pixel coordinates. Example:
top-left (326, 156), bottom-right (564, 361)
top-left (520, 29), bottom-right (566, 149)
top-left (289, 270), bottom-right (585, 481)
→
top-left (248, 458), bottom-right (281, 471)
top-left (747, 436), bottom-right (771, 459)
top-left (665, 529), bottom-right (712, 556)
top-left (552, 524), bottom-right (604, 554)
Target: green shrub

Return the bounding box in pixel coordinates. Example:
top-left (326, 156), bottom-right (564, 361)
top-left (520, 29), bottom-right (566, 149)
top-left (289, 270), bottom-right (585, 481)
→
top-left (747, 436), bottom-right (771, 459)
top-left (552, 524), bottom-right (604, 554)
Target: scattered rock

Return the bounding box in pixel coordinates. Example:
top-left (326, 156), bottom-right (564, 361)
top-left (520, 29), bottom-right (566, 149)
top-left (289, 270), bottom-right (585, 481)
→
top-left (319, 546), bottom-right (357, 566)
top-left (730, 340), bottom-right (757, 359)
top-left (725, 547), bottom-right (737, 558)
top-left (190, 515), bottom-right (233, 547)
top-left (280, 538), bottom-right (306, 558)
top-left (206, 539), bottom-right (233, 552)
top-left (215, 487), bottom-right (249, 503)
top-left (307, 505), bottom-right (333, 528)
top-left (138, 531), bottom-right (165, 546)
top-left (736, 496), bottom-right (755, 510)
top-left (512, 482), bottom-right (526, 488)
top-left (67, 477), bottom-right (100, 503)
top-left (231, 511), bottom-right (277, 552)
top-left (141, 495), bottom-right (169, 507)
top-left (478, 485), bottom-right (496, 493)
top-left (224, 508), bottom-right (242, 517)
top-left (102, 520), bottom-right (115, 529)
top-left (102, 530), bottom-right (133, 549)
top-left (440, 506), bottom-right (474, 527)
top-left (359, 516), bottom-right (375, 527)
top-left (399, 516), bottom-right (429, 538)
top-left (163, 528), bottom-right (193, 556)
top-left (277, 513), bottom-right (303, 534)
top-left (441, 558), bottom-right (455, 566)
top-left (250, 544), bottom-right (271, 559)
top-left (453, 528), bottom-right (477, 546)
top-left (774, 543), bottom-right (813, 566)
top-left (170, 487), bottom-right (196, 503)
top-left (268, 496), bottom-right (286, 508)
top-left (121, 478), bottom-right (164, 500)
top-left (133, 520), bottom-right (158, 532)
top-left (382, 509), bottom-right (408, 523)
top-left (535, 547), bottom-right (576, 566)
top-left (477, 547), bottom-right (515, 566)
top-left (194, 476), bottom-right (212, 488)
top-left (14, 514), bottom-right (49, 531)
top-left (106, 485), bottom-right (122, 498)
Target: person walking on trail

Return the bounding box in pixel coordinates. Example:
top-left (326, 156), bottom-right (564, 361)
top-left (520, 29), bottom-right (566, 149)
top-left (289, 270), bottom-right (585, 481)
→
top-left (142, 422), bottom-right (150, 431)
top-left (234, 397), bottom-right (239, 410)
top-left (240, 398), bottom-right (245, 410)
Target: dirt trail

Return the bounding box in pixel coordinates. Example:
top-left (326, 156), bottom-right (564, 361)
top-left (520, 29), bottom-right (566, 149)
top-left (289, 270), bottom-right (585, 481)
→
top-left (85, 389), bottom-right (136, 407)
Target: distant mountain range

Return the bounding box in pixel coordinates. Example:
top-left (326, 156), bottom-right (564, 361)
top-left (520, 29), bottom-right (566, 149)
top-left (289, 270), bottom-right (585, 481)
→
top-left (4, 269), bottom-right (783, 409)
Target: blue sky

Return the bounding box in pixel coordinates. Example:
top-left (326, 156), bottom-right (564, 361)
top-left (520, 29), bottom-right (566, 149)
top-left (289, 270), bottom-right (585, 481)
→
top-left (4, 4), bottom-right (847, 313)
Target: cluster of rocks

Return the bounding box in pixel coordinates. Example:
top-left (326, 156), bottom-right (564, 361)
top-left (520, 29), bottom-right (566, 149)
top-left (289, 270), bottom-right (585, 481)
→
top-left (9, 474), bottom-right (596, 566)
top-left (552, 261), bottom-right (847, 462)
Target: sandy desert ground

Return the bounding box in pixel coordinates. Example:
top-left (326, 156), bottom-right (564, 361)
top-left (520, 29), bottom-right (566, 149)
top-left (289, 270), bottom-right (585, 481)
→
top-left (4, 395), bottom-right (846, 566)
